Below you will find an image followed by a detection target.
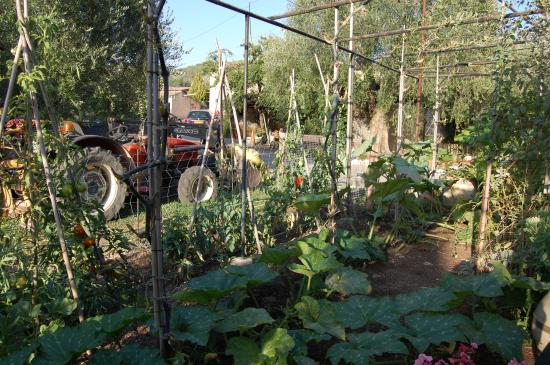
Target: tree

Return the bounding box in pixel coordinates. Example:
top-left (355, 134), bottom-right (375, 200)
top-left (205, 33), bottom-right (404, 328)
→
top-left (189, 73), bottom-right (208, 104)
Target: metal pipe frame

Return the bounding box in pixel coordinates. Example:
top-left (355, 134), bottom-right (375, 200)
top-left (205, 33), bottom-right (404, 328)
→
top-left (204, 0), bottom-right (409, 77)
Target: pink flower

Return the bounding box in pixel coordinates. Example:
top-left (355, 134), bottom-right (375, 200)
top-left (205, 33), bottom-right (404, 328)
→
top-left (414, 354), bottom-right (433, 365)
top-left (507, 359), bottom-right (527, 365)
top-left (470, 342), bottom-right (478, 350)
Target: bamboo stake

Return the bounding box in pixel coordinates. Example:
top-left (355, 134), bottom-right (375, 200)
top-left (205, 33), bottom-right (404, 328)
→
top-left (290, 70), bottom-right (312, 189)
top-left (0, 37), bottom-right (22, 139)
top-left (415, 0), bottom-right (427, 142)
top-left (188, 61), bottom-right (226, 232)
top-left (15, 0), bottom-right (84, 322)
top-left (314, 53), bottom-right (330, 130)
top-left (241, 14), bottom-right (250, 249)
top-left (396, 28), bottom-right (406, 154)
top-left (345, 3), bottom-right (355, 205)
top-left (223, 75), bottom-right (243, 146)
top-left (476, 4), bottom-right (507, 271)
top-left (431, 55), bottom-right (440, 173)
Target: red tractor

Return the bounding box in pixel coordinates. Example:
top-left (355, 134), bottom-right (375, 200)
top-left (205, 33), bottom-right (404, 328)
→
top-left (1, 119), bottom-right (220, 220)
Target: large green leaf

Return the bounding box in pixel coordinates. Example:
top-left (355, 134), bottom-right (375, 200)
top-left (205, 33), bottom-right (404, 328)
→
top-left (170, 306), bottom-right (223, 346)
top-left (258, 246), bottom-right (298, 265)
top-left (440, 272), bottom-right (504, 297)
top-left (334, 296), bottom-right (400, 330)
top-left (352, 137), bottom-right (376, 159)
top-left (32, 322), bottom-right (107, 365)
top-left (0, 343), bottom-right (38, 365)
top-left (88, 307), bottom-right (149, 336)
top-left (215, 307), bottom-right (274, 333)
top-left (335, 236), bottom-right (371, 260)
top-left (45, 298), bottom-right (77, 316)
top-left (325, 267), bottom-right (372, 296)
top-left (459, 312), bottom-right (525, 360)
top-left (327, 330), bottom-right (408, 365)
top-left (394, 287), bottom-right (456, 314)
top-left (227, 263), bottom-right (278, 287)
top-left (289, 250), bottom-right (342, 280)
top-left (172, 269), bottom-right (248, 304)
top-left (261, 328), bottom-right (295, 365)
top-left (226, 337), bottom-right (262, 365)
top-left (293, 237), bottom-right (336, 256)
top-left (88, 344), bottom-right (165, 365)
top-left (404, 313), bottom-right (470, 353)
top-left (294, 296), bottom-right (345, 340)
top-left (393, 156), bottom-right (422, 182)
top-left (510, 276), bottom-right (550, 291)
top-left (294, 193), bottom-right (331, 213)
top-left (288, 330), bottom-right (330, 357)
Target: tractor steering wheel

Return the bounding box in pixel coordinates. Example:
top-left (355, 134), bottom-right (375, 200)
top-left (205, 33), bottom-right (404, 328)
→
top-left (108, 124), bottom-right (129, 141)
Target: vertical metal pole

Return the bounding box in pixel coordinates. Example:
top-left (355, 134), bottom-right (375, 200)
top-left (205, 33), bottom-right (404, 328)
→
top-left (397, 28), bottom-right (406, 154)
top-left (329, 7), bottom-right (340, 229)
top-left (241, 14), bottom-right (250, 247)
top-left (431, 55), bottom-right (440, 173)
top-left (415, 0), bottom-right (427, 141)
top-left (345, 3), bottom-right (354, 196)
top-left (147, 0), bottom-right (168, 356)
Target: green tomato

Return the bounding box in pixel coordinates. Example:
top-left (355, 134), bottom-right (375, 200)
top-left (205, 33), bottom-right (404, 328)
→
top-left (75, 182), bottom-right (87, 193)
top-left (61, 184), bottom-right (74, 197)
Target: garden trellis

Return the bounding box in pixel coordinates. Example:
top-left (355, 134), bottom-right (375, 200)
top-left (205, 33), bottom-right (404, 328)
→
top-left (0, 0), bottom-right (547, 360)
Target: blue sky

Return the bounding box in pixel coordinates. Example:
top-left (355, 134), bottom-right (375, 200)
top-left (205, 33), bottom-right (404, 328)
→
top-left (167, 0), bottom-right (289, 67)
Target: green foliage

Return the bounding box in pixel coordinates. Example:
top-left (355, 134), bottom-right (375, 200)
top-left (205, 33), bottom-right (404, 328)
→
top-left (172, 269), bottom-right (248, 304)
top-left (325, 267), bottom-right (372, 296)
top-left (215, 308), bottom-right (274, 333)
top-left (170, 306), bottom-right (223, 346)
top-left (188, 73), bottom-right (208, 103)
top-left (0, 308), bottom-right (151, 365)
top-left (327, 330), bottom-right (408, 365)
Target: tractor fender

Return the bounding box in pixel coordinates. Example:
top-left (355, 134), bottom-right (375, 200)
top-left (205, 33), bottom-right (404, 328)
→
top-left (72, 135), bottom-right (134, 171)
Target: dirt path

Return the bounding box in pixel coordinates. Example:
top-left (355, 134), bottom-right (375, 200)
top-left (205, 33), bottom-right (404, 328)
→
top-left (364, 226), bottom-right (473, 296)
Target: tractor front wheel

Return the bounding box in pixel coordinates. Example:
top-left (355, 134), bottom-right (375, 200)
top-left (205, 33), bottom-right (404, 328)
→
top-left (77, 147), bottom-right (127, 220)
top-left (177, 166), bottom-right (218, 203)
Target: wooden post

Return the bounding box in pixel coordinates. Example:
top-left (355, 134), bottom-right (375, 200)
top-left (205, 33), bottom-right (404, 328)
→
top-left (223, 75), bottom-right (243, 145)
top-left (397, 28), bottom-right (406, 154)
top-left (345, 3), bottom-right (355, 199)
top-left (431, 55), bottom-right (440, 173)
top-left (314, 53), bottom-right (330, 130)
top-left (415, 0), bottom-right (427, 141)
top-left (15, 0), bottom-right (84, 322)
top-left (241, 14), bottom-right (250, 248)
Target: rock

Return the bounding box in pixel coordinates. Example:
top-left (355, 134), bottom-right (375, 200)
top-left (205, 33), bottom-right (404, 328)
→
top-left (229, 256), bottom-right (254, 266)
top-left (442, 178), bottom-right (476, 207)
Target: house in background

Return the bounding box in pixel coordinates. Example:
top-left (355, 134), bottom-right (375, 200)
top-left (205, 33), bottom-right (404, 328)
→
top-left (163, 86), bottom-right (200, 119)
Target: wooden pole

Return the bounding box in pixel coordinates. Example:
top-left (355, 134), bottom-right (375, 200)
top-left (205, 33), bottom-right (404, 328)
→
top-left (345, 3), bottom-right (355, 199)
top-left (223, 75), bottom-right (243, 145)
top-left (268, 0), bottom-right (368, 20)
top-left (345, 9), bottom-right (543, 41)
top-left (315, 53), bottom-right (330, 130)
top-left (415, 0), bottom-right (427, 142)
top-left (431, 55), bottom-right (440, 173)
top-left (15, 0), bottom-right (84, 322)
top-left (240, 14), bottom-right (250, 249)
top-left (397, 28), bottom-right (406, 154)
top-left (476, 3), bottom-right (507, 271)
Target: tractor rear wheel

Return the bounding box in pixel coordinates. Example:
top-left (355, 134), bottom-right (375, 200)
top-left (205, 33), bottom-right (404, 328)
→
top-left (77, 147), bottom-right (127, 220)
top-left (178, 166), bottom-right (218, 203)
